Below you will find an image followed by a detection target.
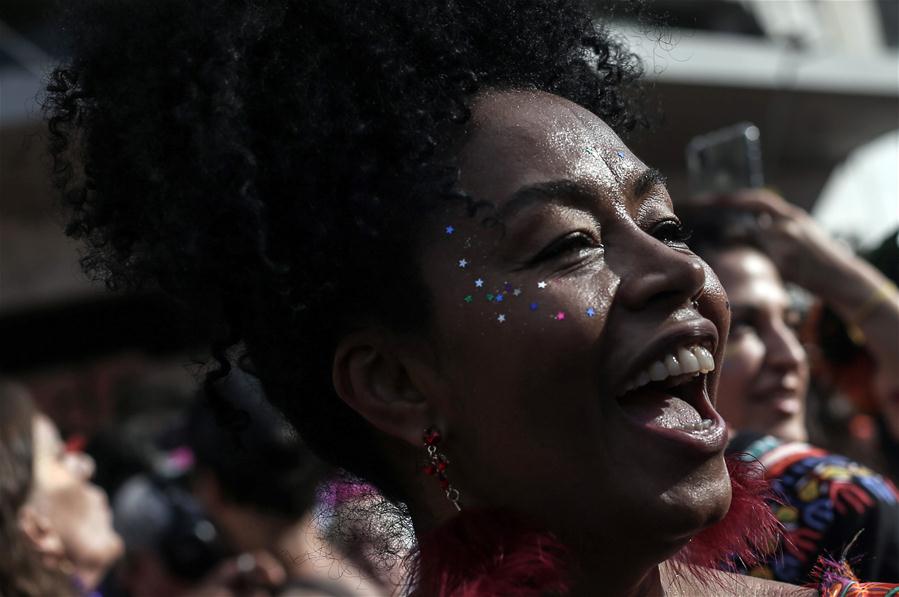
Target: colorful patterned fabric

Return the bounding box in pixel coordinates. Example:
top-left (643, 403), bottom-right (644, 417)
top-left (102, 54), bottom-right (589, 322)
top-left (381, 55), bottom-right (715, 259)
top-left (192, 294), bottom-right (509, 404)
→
top-left (821, 582), bottom-right (899, 596)
top-left (815, 557), bottom-right (899, 596)
top-left (727, 433), bottom-right (899, 585)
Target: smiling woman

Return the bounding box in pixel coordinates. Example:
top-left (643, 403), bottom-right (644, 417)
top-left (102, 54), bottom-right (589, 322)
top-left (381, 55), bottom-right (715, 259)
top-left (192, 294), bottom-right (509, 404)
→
top-left (408, 91), bottom-right (733, 549)
top-left (44, 1), bottom-right (813, 595)
top-left (0, 383), bottom-right (123, 597)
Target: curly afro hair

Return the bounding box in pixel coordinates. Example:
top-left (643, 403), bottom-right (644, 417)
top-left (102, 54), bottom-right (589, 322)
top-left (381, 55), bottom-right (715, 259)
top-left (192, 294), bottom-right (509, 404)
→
top-left (45, 0), bottom-right (644, 501)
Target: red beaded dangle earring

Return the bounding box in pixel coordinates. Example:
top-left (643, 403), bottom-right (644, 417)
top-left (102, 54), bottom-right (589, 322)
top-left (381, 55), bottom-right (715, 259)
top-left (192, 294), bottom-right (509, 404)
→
top-left (422, 426), bottom-right (462, 511)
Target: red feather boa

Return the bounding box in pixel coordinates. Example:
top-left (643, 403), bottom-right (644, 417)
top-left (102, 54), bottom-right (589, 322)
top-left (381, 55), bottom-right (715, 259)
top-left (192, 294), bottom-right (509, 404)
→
top-left (408, 455), bottom-right (781, 596)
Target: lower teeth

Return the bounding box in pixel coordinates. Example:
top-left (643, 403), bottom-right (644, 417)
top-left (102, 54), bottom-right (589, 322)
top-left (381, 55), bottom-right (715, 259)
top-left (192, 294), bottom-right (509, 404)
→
top-left (685, 418), bottom-right (713, 431)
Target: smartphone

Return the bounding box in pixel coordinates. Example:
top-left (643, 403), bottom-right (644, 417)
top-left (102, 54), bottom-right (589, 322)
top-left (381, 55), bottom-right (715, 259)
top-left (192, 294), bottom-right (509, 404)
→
top-left (686, 122), bottom-right (764, 196)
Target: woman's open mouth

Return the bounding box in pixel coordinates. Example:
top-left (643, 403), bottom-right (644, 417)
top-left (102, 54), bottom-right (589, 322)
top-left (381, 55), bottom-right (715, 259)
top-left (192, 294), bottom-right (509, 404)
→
top-left (614, 344), bottom-right (727, 454)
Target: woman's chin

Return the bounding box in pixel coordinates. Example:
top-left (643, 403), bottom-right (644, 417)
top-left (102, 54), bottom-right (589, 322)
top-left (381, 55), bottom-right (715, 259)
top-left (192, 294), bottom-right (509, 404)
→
top-left (657, 454), bottom-right (733, 540)
top-left (72, 531), bottom-right (124, 590)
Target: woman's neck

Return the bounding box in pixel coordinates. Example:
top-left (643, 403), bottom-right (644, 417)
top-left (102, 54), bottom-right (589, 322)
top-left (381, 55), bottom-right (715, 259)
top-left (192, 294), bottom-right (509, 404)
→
top-left (566, 550), bottom-right (667, 597)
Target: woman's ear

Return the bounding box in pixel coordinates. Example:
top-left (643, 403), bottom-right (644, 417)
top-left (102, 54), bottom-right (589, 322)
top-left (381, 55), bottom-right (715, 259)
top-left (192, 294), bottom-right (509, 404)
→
top-left (332, 330), bottom-right (436, 446)
top-left (18, 504), bottom-right (66, 562)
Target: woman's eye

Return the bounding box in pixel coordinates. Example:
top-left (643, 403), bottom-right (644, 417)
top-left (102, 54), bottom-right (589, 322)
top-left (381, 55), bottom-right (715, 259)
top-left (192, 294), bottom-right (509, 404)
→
top-left (530, 232), bottom-right (601, 264)
top-left (729, 318), bottom-right (756, 336)
top-left (783, 309), bottom-right (803, 330)
top-left (651, 219), bottom-right (692, 247)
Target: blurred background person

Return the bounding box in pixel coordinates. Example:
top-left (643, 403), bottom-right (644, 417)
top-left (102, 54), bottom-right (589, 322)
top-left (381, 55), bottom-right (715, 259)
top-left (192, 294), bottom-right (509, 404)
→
top-left (812, 229), bottom-right (899, 480)
top-left (112, 459), bottom-right (229, 597)
top-left (686, 191), bottom-right (899, 445)
top-left (0, 381), bottom-right (123, 596)
top-left (682, 193), bottom-right (899, 584)
top-left (186, 368), bottom-right (388, 596)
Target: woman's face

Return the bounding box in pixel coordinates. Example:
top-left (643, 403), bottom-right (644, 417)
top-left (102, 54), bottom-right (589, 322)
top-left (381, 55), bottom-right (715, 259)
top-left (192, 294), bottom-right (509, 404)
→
top-left (708, 247), bottom-right (809, 443)
top-left (28, 414), bottom-right (123, 589)
top-left (417, 90), bottom-right (732, 560)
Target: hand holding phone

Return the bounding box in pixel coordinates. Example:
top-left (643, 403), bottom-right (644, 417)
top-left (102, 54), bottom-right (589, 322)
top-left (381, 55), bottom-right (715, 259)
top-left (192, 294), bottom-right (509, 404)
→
top-left (686, 122), bottom-right (764, 197)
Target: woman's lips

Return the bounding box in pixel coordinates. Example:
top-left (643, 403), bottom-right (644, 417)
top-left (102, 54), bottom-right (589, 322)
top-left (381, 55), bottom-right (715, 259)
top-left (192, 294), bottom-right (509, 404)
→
top-left (752, 385), bottom-right (804, 417)
top-left (768, 393), bottom-right (803, 416)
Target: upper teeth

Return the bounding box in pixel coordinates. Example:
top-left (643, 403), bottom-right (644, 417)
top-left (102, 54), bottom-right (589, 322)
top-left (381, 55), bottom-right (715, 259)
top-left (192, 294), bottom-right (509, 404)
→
top-left (619, 345), bottom-right (716, 396)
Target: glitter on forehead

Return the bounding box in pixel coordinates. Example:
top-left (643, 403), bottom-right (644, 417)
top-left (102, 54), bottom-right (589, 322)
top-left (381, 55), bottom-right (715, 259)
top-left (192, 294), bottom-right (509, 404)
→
top-left (537, 281), bottom-right (548, 289)
top-left (554, 311), bottom-right (566, 321)
top-left (486, 293), bottom-right (495, 302)
top-left (458, 258), bottom-right (468, 268)
top-left (497, 314), bottom-right (506, 323)
top-left (616, 150), bottom-right (625, 158)
top-left (513, 288), bottom-right (522, 296)
top-left (586, 307), bottom-right (596, 317)
top-left (530, 302), bottom-right (539, 311)
top-left (495, 293), bottom-right (504, 302)
top-left (445, 225), bottom-right (455, 234)
top-left (463, 295), bottom-right (473, 303)
top-left (475, 278), bottom-right (484, 288)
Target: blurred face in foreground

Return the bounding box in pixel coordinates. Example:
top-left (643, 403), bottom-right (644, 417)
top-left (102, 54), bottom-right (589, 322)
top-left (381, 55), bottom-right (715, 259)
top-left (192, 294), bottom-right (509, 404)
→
top-left (708, 246), bottom-right (809, 442)
top-left (411, 90), bottom-right (733, 566)
top-left (26, 414), bottom-right (123, 589)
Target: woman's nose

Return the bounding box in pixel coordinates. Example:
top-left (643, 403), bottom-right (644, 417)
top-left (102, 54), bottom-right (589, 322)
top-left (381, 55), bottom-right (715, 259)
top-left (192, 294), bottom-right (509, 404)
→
top-left (64, 450), bottom-right (96, 481)
top-left (614, 234), bottom-right (706, 312)
top-left (766, 320), bottom-right (806, 372)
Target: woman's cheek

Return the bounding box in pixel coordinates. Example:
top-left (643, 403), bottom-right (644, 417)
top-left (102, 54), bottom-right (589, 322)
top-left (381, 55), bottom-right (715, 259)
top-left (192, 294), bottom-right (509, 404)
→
top-left (52, 485), bottom-right (121, 566)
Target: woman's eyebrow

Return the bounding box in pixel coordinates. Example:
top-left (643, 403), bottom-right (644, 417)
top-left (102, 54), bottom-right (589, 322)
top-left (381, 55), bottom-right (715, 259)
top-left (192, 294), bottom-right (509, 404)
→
top-left (495, 168), bottom-right (668, 222)
top-left (632, 168), bottom-right (667, 199)
top-left (495, 179), bottom-right (600, 222)
top-left (730, 305), bottom-right (760, 319)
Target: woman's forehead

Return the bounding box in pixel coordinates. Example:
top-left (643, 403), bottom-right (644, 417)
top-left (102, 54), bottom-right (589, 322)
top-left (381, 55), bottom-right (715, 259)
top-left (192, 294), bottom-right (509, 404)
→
top-left (33, 415), bottom-right (62, 452)
top-left (713, 248), bottom-right (789, 306)
top-left (457, 90), bottom-right (643, 206)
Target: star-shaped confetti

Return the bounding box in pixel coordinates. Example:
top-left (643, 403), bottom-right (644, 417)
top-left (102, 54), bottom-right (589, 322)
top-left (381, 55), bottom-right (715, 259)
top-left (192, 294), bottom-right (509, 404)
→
top-left (529, 302), bottom-right (539, 311)
top-left (497, 314), bottom-right (506, 323)
top-left (445, 225), bottom-right (455, 235)
top-left (475, 278), bottom-right (484, 288)
top-left (513, 288), bottom-right (522, 296)
top-left (463, 295), bottom-right (473, 303)
top-left (555, 311), bottom-right (566, 321)
top-left (586, 307), bottom-right (596, 317)
top-left (616, 150), bottom-right (625, 158)
top-left (458, 259), bottom-right (468, 268)
top-left (537, 281), bottom-right (547, 289)
top-left (495, 294), bottom-right (504, 302)
top-left (486, 293), bottom-right (494, 302)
